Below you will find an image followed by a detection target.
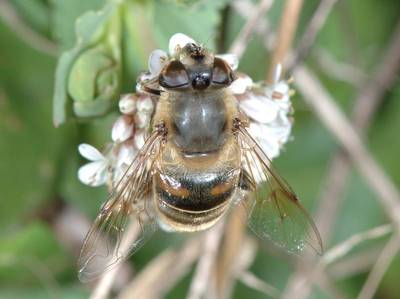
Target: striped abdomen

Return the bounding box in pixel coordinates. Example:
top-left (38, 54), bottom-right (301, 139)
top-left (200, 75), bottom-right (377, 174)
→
top-left (154, 167), bottom-right (240, 232)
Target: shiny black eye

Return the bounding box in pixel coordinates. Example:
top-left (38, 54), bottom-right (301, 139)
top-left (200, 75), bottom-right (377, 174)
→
top-left (211, 57), bottom-right (235, 86)
top-left (159, 61), bottom-right (190, 89)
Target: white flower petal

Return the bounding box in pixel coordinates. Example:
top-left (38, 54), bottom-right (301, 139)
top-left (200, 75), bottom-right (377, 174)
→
top-left (137, 72), bottom-right (154, 83)
top-left (276, 97), bottom-right (291, 112)
top-left (247, 111), bottom-right (292, 160)
top-left (78, 143), bottom-right (104, 161)
top-left (148, 49), bottom-right (168, 75)
top-left (240, 94), bottom-right (279, 123)
top-left (119, 94), bottom-right (136, 115)
top-left (169, 33), bottom-right (196, 56)
top-left (78, 161), bottom-right (107, 187)
top-left (269, 125), bottom-right (291, 144)
top-left (134, 130), bottom-right (146, 149)
top-left (117, 143), bottom-right (137, 167)
top-left (271, 83), bottom-right (291, 111)
top-left (269, 111), bottom-right (292, 141)
top-left (135, 112), bottom-right (151, 129)
top-left (229, 75), bottom-right (253, 94)
top-left (136, 97), bottom-right (153, 113)
top-left (216, 53), bottom-right (239, 70)
top-left (113, 165), bottom-right (128, 186)
top-left (112, 116), bottom-right (134, 143)
top-left (248, 122), bottom-right (281, 160)
top-left (274, 81), bottom-right (289, 95)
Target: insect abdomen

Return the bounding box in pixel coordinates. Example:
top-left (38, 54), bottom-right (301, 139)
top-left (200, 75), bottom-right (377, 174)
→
top-left (154, 168), bottom-right (239, 231)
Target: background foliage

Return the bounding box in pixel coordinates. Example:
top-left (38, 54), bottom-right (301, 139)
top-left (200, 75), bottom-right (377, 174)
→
top-left (0, 0), bottom-right (399, 298)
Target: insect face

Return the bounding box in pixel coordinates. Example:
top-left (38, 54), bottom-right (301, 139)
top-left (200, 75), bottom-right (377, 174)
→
top-left (158, 43), bottom-right (236, 91)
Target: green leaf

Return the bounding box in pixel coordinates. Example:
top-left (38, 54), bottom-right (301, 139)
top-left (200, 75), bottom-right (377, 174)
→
top-left (0, 19), bottom-right (70, 231)
top-left (53, 1), bottom-right (123, 125)
top-left (50, 0), bottom-right (107, 49)
top-left (151, 0), bottom-right (228, 51)
top-left (0, 222), bottom-right (68, 285)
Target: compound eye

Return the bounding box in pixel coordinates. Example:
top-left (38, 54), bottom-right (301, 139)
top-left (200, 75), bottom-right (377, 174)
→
top-left (159, 61), bottom-right (190, 89)
top-left (212, 57), bottom-right (235, 86)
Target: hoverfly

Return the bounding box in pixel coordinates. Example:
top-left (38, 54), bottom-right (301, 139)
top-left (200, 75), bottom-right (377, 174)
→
top-left (77, 40), bottom-right (322, 282)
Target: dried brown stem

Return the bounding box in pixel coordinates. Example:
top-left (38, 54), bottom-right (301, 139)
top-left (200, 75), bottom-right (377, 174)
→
top-left (283, 19), bottom-right (400, 299)
top-left (229, 0), bottom-right (274, 58)
top-left (312, 269), bottom-right (347, 299)
top-left (282, 64), bottom-right (400, 298)
top-left (267, 0), bottom-right (304, 82)
top-left (90, 222), bottom-right (141, 299)
top-left (0, 0), bottom-right (58, 56)
top-left (287, 0), bottom-right (338, 70)
top-left (295, 65), bottom-right (400, 227)
top-left (314, 49), bottom-right (366, 87)
top-left (315, 18), bottom-right (400, 243)
top-left (329, 246), bottom-right (383, 279)
top-left (209, 236), bottom-right (258, 299)
top-left (232, 0), bottom-right (275, 51)
top-left (322, 224), bottom-right (393, 265)
top-left (239, 271), bottom-right (281, 298)
top-left (356, 235), bottom-right (400, 299)
top-left (186, 222), bottom-right (225, 299)
top-left (213, 207), bottom-right (248, 299)
top-left (353, 21), bottom-right (400, 129)
top-left (117, 237), bottom-right (202, 299)
top-left (284, 66), bottom-right (400, 295)
top-left (234, 2), bottom-right (400, 298)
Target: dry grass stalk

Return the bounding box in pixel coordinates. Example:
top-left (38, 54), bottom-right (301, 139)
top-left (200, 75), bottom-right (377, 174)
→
top-left (314, 48), bottom-right (366, 87)
top-left (284, 18), bottom-right (400, 298)
top-left (186, 222), bottom-right (225, 299)
top-left (232, 1), bottom-right (400, 297)
top-left (117, 237), bottom-right (202, 299)
top-left (294, 65), bottom-right (400, 227)
top-left (356, 235), bottom-right (400, 299)
top-left (267, 0), bottom-right (304, 82)
top-left (287, 0), bottom-right (339, 70)
top-left (239, 271), bottom-right (281, 298)
top-left (229, 0), bottom-right (274, 58)
top-left (329, 246), bottom-right (384, 279)
top-left (213, 208), bottom-right (248, 299)
top-left (322, 224), bottom-right (393, 265)
top-left (0, 0), bottom-right (58, 56)
top-left (90, 222), bottom-right (141, 299)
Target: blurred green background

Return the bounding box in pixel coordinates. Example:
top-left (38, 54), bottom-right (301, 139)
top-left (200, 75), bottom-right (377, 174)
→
top-left (0, 0), bottom-right (400, 298)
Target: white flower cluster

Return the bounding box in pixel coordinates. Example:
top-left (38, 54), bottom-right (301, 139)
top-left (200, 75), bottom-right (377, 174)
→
top-left (78, 93), bottom-right (154, 187)
top-left (233, 65), bottom-right (293, 159)
top-left (78, 33), bottom-right (293, 188)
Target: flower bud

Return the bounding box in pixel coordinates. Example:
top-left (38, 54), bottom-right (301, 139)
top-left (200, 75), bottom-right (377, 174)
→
top-left (68, 45), bottom-right (120, 118)
top-left (53, 2), bottom-right (122, 126)
top-left (119, 94), bottom-right (137, 115)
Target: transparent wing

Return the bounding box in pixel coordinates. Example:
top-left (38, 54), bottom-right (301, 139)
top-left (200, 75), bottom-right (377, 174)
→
top-left (237, 125), bottom-right (323, 254)
top-left (77, 130), bottom-right (164, 282)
